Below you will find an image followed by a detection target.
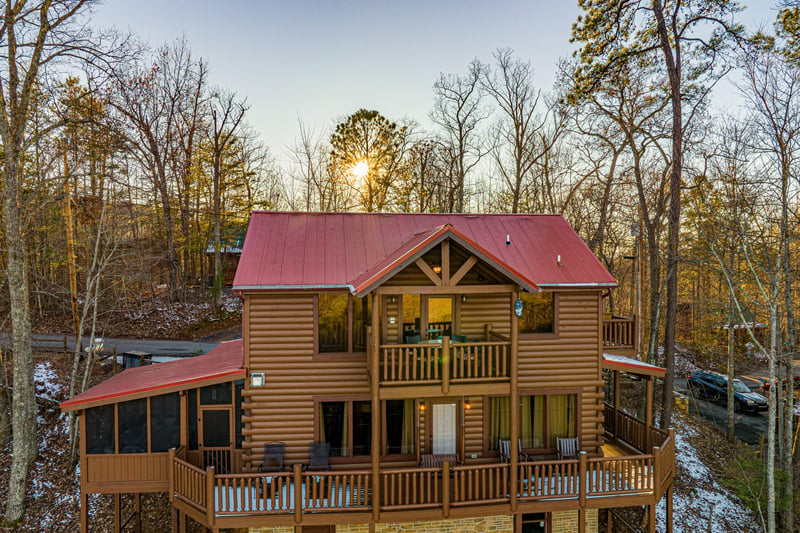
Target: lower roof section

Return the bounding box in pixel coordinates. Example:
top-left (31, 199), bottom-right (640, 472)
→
top-left (602, 353), bottom-right (666, 378)
top-left (60, 339), bottom-right (244, 412)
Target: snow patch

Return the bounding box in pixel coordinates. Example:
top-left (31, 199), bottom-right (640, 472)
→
top-left (34, 361), bottom-right (63, 399)
top-left (657, 421), bottom-right (760, 533)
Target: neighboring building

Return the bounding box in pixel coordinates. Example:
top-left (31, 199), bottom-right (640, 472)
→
top-left (62, 212), bottom-right (675, 533)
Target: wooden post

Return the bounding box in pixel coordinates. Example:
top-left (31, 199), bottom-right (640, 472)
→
top-left (171, 507), bottom-right (178, 533)
top-left (606, 509), bottom-right (613, 533)
top-left (579, 451), bottom-right (587, 509)
top-left (371, 295), bottom-right (382, 522)
top-left (205, 466), bottom-right (215, 527)
top-left (653, 445), bottom-right (662, 499)
top-left (666, 484), bottom-right (674, 533)
top-left (168, 448), bottom-right (176, 503)
top-left (441, 335), bottom-right (450, 395)
top-left (509, 291), bottom-right (519, 512)
top-left (134, 492), bottom-right (141, 533)
top-left (485, 323), bottom-right (492, 341)
top-left (293, 463), bottom-right (303, 524)
top-left (113, 493), bottom-right (121, 533)
top-left (442, 460), bottom-right (450, 519)
top-left (112, 347), bottom-right (117, 375)
top-left (80, 489), bottom-right (88, 533)
top-left (645, 376), bottom-right (654, 451)
top-left (180, 392), bottom-right (188, 449)
top-left (579, 508), bottom-right (587, 533)
top-left (648, 503), bottom-right (656, 533)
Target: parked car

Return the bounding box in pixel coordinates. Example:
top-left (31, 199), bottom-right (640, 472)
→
top-left (688, 370), bottom-right (768, 412)
top-left (761, 375), bottom-right (800, 393)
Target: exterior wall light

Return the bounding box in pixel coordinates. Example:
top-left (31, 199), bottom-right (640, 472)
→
top-left (432, 265), bottom-right (442, 274)
top-left (464, 398), bottom-right (472, 410)
top-left (250, 372), bottom-right (266, 388)
top-left (419, 399), bottom-right (426, 411)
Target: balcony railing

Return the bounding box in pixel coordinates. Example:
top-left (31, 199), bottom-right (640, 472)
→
top-left (603, 316), bottom-right (637, 350)
top-left (379, 337), bottom-right (511, 387)
top-left (169, 420), bottom-right (675, 528)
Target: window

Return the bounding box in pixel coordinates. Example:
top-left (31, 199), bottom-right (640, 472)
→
top-left (150, 393), bottom-right (180, 452)
top-left (520, 393), bottom-right (578, 449)
top-left (201, 382), bottom-right (232, 405)
top-left (385, 399), bottom-right (415, 454)
top-left (520, 512), bottom-right (548, 533)
top-left (519, 292), bottom-right (555, 335)
top-left (318, 399), bottom-right (372, 458)
top-left (317, 294), bottom-right (372, 354)
top-left (188, 389), bottom-right (198, 450)
top-left (486, 396), bottom-right (510, 451)
top-left (118, 398), bottom-right (147, 453)
top-left (86, 404), bottom-right (115, 454)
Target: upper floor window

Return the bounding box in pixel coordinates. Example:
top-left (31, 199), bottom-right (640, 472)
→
top-left (317, 294), bottom-right (371, 354)
top-left (519, 292), bottom-right (556, 335)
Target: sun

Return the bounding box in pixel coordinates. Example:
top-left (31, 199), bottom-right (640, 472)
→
top-left (351, 159), bottom-right (369, 181)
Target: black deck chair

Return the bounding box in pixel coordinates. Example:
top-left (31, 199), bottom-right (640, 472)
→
top-left (258, 441), bottom-right (285, 472)
top-left (307, 442), bottom-right (331, 471)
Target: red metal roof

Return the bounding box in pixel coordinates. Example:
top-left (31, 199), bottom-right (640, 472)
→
top-left (60, 340), bottom-right (245, 412)
top-left (233, 212), bottom-right (616, 291)
top-left (602, 353), bottom-right (666, 378)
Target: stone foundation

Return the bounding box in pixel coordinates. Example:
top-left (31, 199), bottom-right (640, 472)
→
top-left (551, 509), bottom-right (598, 533)
top-left (338, 515), bottom-right (513, 532)
top-left (250, 511), bottom-right (598, 533)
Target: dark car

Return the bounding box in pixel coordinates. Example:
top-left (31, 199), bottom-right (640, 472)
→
top-left (688, 370), bottom-right (768, 412)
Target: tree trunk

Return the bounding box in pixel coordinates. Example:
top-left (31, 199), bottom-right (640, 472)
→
top-left (3, 156), bottom-right (38, 524)
top-left (653, 0), bottom-right (681, 430)
top-left (0, 380), bottom-right (10, 446)
top-left (726, 283), bottom-right (735, 441)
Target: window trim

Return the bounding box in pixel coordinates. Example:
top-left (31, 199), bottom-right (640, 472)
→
top-left (313, 293), bottom-right (370, 360)
top-left (518, 291), bottom-right (559, 340)
top-left (481, 389), bottom-right (581, 455)
top-left (313, 395), bottom-right (372, 464)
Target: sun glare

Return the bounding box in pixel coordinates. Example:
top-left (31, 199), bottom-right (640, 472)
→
top-left (351, 159), bottom-right (369, 180)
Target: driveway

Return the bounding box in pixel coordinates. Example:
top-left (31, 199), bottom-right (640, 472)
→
top-left (0, 333), bottom-right (222, 358)
top-left (676, 377), bottom-right (768, 445)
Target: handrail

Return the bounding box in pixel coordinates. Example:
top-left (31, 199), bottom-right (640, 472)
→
top-left (602, 316), bottom-right (637, 349)
top-left (171, 429), bottom-right (674, 525)
top-left (379, 339), bottom-right (511, 385)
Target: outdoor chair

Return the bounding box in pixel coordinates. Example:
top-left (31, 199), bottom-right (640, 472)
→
top-left (499, 438), bottom-right (533, 462)
top-left (307, 442), bottom-right (331, 471)
top-left (257, 441), bottom-right (285, 473)
top-left (404, 333), bottom-right (421, 344)
top-left (556, 437), bottom-right (579, 460)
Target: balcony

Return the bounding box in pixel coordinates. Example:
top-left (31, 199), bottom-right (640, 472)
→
top-left (603, 315), bottom-right (637, 351)
top-left (168, 406), bottom-right (675, 529)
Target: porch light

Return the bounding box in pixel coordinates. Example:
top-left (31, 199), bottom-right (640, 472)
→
top-left (419, 399), bottom-right (426, 411)
top-left (432, 265), bottom-right (442, 274)
top-left (250, 372), bottom-right (265, 388)
top-left (464, 398), bottom-right (472, 410)
top-left (461, 294), bottom-right (467, 303)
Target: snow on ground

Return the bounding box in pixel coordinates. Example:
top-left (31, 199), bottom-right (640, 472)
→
top-left (657, 420), bottom-right (761, 533)
top-left (34, 361), bottom-right (63, 399)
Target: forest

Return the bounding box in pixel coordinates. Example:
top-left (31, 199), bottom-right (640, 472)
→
top-left (0, 1), bottom-right (798, 532)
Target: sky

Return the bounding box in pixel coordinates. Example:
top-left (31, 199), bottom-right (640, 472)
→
top-left (92, 1), bottom-right (781, 165)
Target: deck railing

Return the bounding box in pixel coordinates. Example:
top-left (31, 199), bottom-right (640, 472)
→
top-left (381, 467), bottom-right (442, 509)
top-left (603, 403), bottom-right (669, 452)
top-left (603, 316), bottom-right (637, 350)
top-left (379, 337), bottom-right (510, 386)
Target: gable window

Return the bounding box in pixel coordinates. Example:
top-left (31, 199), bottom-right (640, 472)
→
top-left (317, 294), bottom-right (372, 354)
top-left (519, 292), bottom-right (556, 335)
top-left (318, 399), bottom-right (372, 458)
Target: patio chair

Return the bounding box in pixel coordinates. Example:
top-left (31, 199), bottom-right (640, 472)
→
top-left (308, 442), bottom-right (331, 471)
top-left (499, 439), bottom-right (511, 462)
top-left (556, 437), bottom-right (579, 460)
top-left (257, 441), bottom-right (285, 473)
top-left (404, 333), bottom-right (421, 344)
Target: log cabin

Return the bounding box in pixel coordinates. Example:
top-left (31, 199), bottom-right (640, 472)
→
top-left (61, 212), bottom-right (675, 533)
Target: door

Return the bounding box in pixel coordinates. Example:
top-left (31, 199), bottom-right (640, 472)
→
top-left (432, 402), bottom-right (457, 454)
top-left (426, 296), bottom-right (453, 339)
top-left (200, 407), bottom-right (232, 473)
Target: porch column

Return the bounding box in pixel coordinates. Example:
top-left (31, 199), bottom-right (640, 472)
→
top-left (510, 290), bottom-right (520, 512)
top-left (645, 376), bottom-right (653, 451)
top-left (79, 411), bottom-right (89, 533)
top-left (370, 295), bottom-right (382, 521)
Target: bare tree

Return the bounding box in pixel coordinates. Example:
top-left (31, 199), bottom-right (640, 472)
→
top-left (0, 0), bottom-right (110, 522)
top-left (431, 59), bottom-right (488, 212)
top-left (207, 89), bottom-right (248, 307)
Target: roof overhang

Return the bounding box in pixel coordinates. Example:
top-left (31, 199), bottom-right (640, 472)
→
top-left (60, 340), bottom-right (245, 412)
top-left (349, 224), bottom-right (540, 296)
top-left (602, 353), bottom-right (666, 378)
